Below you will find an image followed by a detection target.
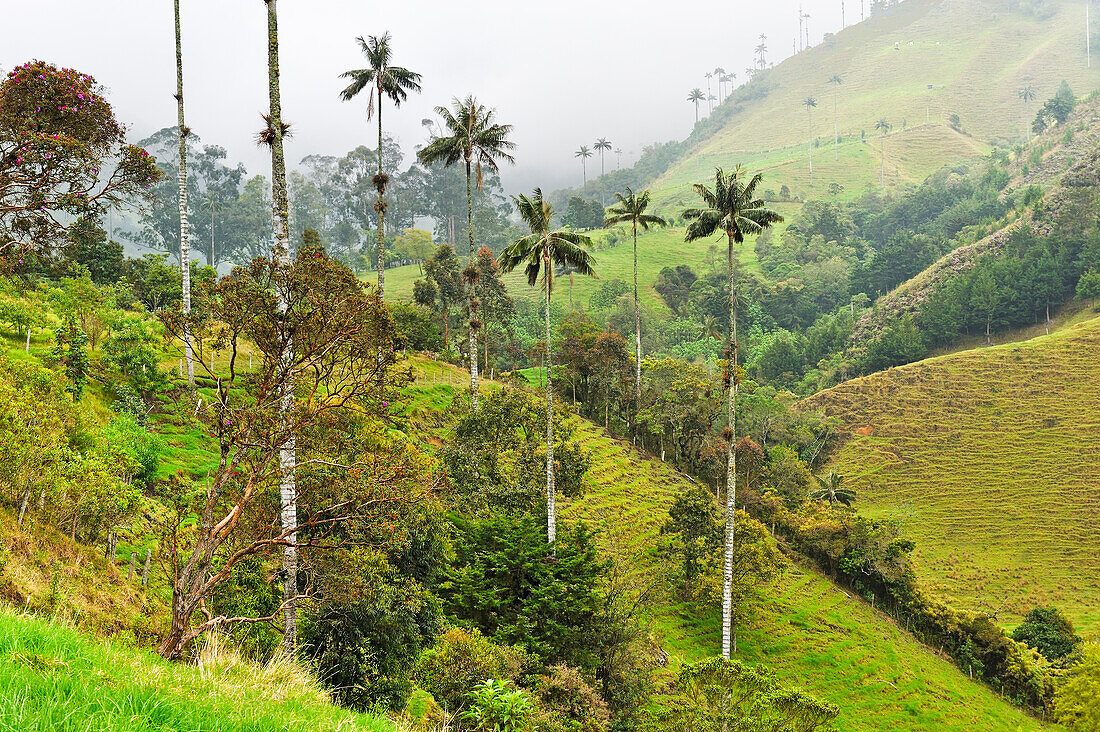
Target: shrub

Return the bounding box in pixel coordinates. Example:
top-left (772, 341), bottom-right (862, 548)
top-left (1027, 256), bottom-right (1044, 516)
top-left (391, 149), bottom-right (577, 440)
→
top-left (413, 627), bottom-right (530, 711)
top-left (461, 679), bottom-right (535, 732)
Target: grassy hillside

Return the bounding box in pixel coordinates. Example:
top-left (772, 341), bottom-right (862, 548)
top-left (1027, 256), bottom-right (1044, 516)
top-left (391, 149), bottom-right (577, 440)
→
top-left (0, 608), bottom-right (390, 732)
top-left (401, 360), bottom-right (1045, 730)
top-left (804, 313), bottom-right (1100, 636)
top-left (648, 0), bottom-right (1099, 206)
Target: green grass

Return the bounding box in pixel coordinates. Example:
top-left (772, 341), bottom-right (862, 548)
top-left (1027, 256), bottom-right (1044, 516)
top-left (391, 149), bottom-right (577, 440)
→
top-left (648, 0), bottom-right (1099, 205)
top-left (0, 608), bottom-right (391, 732)
top-left (804, 314), bottom-right (1100, 636)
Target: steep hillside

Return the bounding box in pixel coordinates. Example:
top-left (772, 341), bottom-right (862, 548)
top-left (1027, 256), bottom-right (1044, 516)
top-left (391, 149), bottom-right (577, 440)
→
top-left (648, 0), bottom-right (1099, 206)
top-left (804, 314), bottom-right (1100, 635)
top-left (403, 361), bottom-right (1045, 730)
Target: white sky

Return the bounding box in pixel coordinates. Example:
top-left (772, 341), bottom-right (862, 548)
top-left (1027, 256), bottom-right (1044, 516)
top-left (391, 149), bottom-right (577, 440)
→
top-left (2, 0), bottom-right (845, 194)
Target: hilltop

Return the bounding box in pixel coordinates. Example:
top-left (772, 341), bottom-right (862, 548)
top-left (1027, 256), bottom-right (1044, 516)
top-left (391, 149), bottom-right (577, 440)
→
top-left (803, 313), bottom-right (1100, 635)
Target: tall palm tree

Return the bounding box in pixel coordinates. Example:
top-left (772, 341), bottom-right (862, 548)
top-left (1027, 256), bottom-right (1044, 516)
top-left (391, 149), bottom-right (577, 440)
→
top-left (756, 34), bottom-right (768, 69)
top-left (614, 147), bottom-right (623, 168)
top-left (499, 189), bottom-right (595, 548)
top-left (574, 145), bottom-right (592, 188)
top-left (713, 67), bottom-right (726, 103)
top-left (603, 188), bottom-right (667, 441)
top-left (1019, 86), bottom-right (1036, 143)
top-left (338, 32), bottom-right (422, 301)
top-left (705, 72), bottom-right (714, 114)
top-left (594, 138), bottom-right (612, 205)
top-left (683, 167), bottom-right (782, 659)
top-left (261, 0), bottom-right (297, 655)
top-left (173, 0), bottom-right (195, 390)
top-left (688, 88), bottom-right (705, 123)
top-left (810, 471), bottom-right (856, 506)
top-left (803, 97), bottom-right (817, 186)
top-left (829, 74), bottom-right (843, 161)
top-left (875, 117), bottom-right (892, 194)
top-left (417, 96), bottom-right (515, 410)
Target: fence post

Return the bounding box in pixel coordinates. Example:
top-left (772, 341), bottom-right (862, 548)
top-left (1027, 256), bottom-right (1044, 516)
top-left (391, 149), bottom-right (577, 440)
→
top-left (141, 548), bottom-right (151, 587)
top-left (128, 552), bottom-right (136, 582)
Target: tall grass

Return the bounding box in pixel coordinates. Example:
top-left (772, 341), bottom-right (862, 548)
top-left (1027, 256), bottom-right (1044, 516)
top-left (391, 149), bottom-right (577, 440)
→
top-left (0, 608), bottom-right (391, 731)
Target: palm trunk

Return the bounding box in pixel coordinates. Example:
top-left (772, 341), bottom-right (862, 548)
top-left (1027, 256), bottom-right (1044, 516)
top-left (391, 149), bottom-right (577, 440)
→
top-left (265, 0), bottom-right (297, 656)
top-left (808, 110), bottom-right (813, 186)
top-left (175, 0), bottom-right (195, 390)
top-left (376, 98), bottom-right (386, 300)
top-left (721, 231), bottom-right (739, 660)
top-left (881, 136), bottom-right (887, 195)
top-left (633, 222), bottom-right (642, 444)
top-left (544, 249), bottom-right (556, 549)
top-left (465, 159), bottom-right (479, 410)
top-left (833, 86), bottom-right (839, 161)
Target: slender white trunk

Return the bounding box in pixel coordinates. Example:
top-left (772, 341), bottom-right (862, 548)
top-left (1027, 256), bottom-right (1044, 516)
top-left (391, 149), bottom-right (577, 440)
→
top-left (721, 233), bottom-right (739, 659)
top-left (633, 222), bottom-right (642, 442)
top-left (175, 0), bottom-right (195, 389)
top-left (266, 0), bottom-right (296, 655)
top-left (25, 327), bottom-right (30, 353)
top-left (545, 250), bottom-right (556, 548)
top-left (466, 160), bottom-right (479, 410)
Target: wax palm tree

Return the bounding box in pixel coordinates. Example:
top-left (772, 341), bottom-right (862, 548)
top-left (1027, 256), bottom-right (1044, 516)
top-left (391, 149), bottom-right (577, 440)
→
top-left (575, 145), bottom-right (592, 188)
top-left (875, 117), bottom-right (892, 194)
top-left (829, 74), bottom-right (843, 161)
top-left (603, 188), bottom-right (667, 439)
top-left (339, 32), bottom-right (422, 301)
top-left (417, 96), bottom-right (515, 410)
top-left (683, 166), bottom-right (782, 659)
top-left (499, 189), bottom-right (595, 548)
top-left (705, 72), bottom-right (714, 114)
top-left (756, 34), bottom-right (768, 69)
top-left (810, 471), bottom-right (856, 506)
top-left (1019, 86), bottom-right (1036, 142)
top-left (173, 0), bottom-right (195, 390)
top-left (688, 88), bottom-right (705, 123)
top-left (803, 97), bottom-right (817, 186)
top-left (594, 138), bottom-right (612, 205)
top-left (261, 0), bottom-right (297, 655)
top-left (614, 147), bottom-right (623, 168)
top-left (713, 67), bottom-right (726, 103)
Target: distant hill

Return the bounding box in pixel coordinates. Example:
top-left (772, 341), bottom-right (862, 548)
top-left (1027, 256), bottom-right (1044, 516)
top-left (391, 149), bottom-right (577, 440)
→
top-left (636, 0), bottom-right (1100, 208)
top-left (803, 314), bottom-right (1100, 635)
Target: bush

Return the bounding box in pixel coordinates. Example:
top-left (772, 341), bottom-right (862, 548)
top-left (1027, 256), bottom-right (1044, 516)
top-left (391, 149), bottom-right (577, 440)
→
top-left (533, 664), bottom-right (609, 732)
top-left (461, 679), bottom-right (535, 732)
top-left (1076, 270), bottom-right (1100, 300)
top-left (414, 627), bottom-right (530, 711)
top-left (1011, 606), bottom-right (1081, 662)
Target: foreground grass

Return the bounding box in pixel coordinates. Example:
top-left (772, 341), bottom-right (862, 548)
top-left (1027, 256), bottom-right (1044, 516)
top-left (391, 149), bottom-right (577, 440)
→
top-left (805, 314), bottom-right (1100, 636)
top-left (0, 608), bottom-right (391, 732)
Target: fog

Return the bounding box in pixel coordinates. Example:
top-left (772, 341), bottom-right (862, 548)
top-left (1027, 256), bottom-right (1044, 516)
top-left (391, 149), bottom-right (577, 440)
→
top-left (2, 0), bottom-right (845, 194)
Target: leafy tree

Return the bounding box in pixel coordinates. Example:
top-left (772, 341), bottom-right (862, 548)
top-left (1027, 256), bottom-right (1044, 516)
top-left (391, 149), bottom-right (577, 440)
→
top-left (444, 512), bottom-right (609, 671)
top-left (102, 313), bottom-right (165, 397)
top-left (68, 217), bottom-right (123, 284)
top-left (416, 243), bottom-right (464, 349)
top-left (662, 486), bottom-right (722, 584)
top-left (500, 189), bottom-right (594, 546)
top-left (393, 228), bottom-right (434, 272)
top-left (1011, 606), bottom-right (1081, 662)
top-left (414, 627), bottom-right (530, 711)
top-left (1054, 643), bottom-right (1100, 730)
top-left (51, 317), bottom-right (89, 399)
top-left (604, 188), bottom-right (668, 434)
top-left (653, 264), bottom-right (697, 316)
top-left (683, 166), bottom-right (782, 658)
top-left (418, 95), bottom-right (515, 408)
top-left (861, 314), bottom-right (925, 372)
top-left (476, 246), bottom-right (515, 373)
top-left (1075, 269), bottom-right (1100, 300)
top-left (0, 61), bottom-right (161, 255)
top-left (123, 254), bottom-right (183, 312)
top-left (339, 31), bottom-right (422, 300)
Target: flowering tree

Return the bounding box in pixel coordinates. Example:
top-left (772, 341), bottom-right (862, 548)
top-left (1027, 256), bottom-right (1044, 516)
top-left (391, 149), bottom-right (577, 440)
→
top-left (0, 61), bottom-right (160, 257)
